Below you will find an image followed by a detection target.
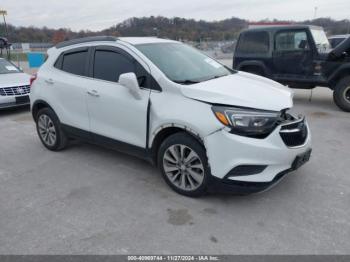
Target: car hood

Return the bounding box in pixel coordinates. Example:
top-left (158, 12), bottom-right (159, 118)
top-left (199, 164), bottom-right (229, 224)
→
top-left (180, 71), bottom-right (293, 111)
top-left (0, 72), bottom-right (31, 87)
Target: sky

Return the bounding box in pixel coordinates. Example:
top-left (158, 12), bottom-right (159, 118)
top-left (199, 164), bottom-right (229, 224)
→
top-left (0, 0), bottom-right (349, 31)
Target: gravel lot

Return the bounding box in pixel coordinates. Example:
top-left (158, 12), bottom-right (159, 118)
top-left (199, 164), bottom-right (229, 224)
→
top-left (0, 62), bottom-right (349, 254)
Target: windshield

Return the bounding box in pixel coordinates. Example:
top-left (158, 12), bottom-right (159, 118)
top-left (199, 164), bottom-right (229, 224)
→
top-left (0, 59), bottom-right (21, 74)
top-left (310, 28), bottom-right (331, 53)
top-left (136, 42), bottom-right (233, 84)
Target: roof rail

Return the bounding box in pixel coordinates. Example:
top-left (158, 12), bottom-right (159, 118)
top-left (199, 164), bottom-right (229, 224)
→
top-left (56, 36), bottom-right (118, 49)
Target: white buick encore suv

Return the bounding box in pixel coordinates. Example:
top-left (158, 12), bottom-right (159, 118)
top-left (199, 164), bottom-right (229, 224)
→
top-left (30, 36), bottom-right (312, 197)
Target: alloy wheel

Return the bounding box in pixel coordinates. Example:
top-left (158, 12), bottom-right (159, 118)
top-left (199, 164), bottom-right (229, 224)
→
top-left (163, 144), bottom-right (205, 191)
top-left (38, 114), bottom-right (57, 147)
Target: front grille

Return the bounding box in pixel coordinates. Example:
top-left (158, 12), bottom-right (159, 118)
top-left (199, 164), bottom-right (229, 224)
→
top-left (0, 85), bottom-right (30, 96)
top-left (280, 119), bottom-right (308, 147)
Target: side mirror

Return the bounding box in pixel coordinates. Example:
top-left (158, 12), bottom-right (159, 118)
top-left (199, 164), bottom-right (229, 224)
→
top-left (118, 73), bottom-right (142, 100)
top-left (298, 40), bottom-right (307, 49)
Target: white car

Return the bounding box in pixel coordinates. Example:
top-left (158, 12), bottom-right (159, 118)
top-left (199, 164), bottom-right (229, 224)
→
top-left (0, 58), bottom-right (31, 109)
top-left (30, 36), bottom-right (312, 197)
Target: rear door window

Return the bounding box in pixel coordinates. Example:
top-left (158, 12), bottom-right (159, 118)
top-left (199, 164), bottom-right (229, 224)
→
top-left (236, 31), bottom-right (270, 55)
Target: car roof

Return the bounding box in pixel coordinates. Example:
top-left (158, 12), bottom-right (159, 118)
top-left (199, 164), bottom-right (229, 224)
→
top-left (241, 24), bottom-right (323, 33)
top-left (55, 36), bottom-right (177, 49)
top-left (118, 37), bottom-right (177, 45)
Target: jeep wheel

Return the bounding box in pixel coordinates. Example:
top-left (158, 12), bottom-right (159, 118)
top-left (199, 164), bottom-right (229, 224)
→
top-left (333, 77), bottom-right (350, 112)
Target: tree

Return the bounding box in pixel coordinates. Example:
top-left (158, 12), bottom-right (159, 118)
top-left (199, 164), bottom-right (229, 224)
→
top-left (51, 30), bottom-right (67, 44)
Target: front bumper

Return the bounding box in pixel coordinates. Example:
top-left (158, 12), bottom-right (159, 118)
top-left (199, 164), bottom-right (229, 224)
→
top-left (0, 95), bottom-right (30, 109)
top-left (204, 119), bottom-right (312, 192)
top-left (208, 168), bottom-right (292, 194)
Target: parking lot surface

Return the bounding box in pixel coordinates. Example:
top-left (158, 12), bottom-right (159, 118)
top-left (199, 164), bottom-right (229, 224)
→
top-left (0, 79), bottom-right (350, 253)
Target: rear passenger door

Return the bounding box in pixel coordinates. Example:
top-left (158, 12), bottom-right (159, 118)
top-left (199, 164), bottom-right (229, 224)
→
top-left (51, 47), bottom-right (91, 134)
top-left (86, 46), bottom-right (151, 148)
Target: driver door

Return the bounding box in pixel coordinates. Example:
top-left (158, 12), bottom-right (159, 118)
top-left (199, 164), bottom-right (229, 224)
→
top-left (272, 30), bottom-right (314, 76)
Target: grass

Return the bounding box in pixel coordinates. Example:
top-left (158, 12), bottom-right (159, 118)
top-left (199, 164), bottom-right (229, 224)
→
top-left (9, 53), bottom-right (29, 62)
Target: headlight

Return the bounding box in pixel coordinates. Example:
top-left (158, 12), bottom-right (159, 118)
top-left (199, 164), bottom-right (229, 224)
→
top-left (212, 106), bottom-right (280, 137)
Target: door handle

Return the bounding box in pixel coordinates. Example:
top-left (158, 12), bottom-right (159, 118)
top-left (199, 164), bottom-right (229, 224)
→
top-left (87, 90), bottom-right (100, 97)
top-left (45, 79), bottom-right (54, 85)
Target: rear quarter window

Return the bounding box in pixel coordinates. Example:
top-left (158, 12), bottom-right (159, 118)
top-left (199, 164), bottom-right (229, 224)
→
top-left (55, 50), bottom-right (88, 76)
top-left (236, 31), bottom-right (270, 55)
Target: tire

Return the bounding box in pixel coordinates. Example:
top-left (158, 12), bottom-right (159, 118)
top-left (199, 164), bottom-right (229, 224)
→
top-left (157, 132), bottom-right (210, 197)
top-left (333, 76), bottom-right (350, 112)
top-left (35, 108), bottom-right (68, 151)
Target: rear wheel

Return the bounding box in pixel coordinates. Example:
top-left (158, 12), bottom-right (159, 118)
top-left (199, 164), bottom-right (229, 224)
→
top-left (333, 77), bottom-right (350, 112)
top-left (36, 108), bottom-right (68, 151)
top-left (157, 132), bottom-right (210, 197)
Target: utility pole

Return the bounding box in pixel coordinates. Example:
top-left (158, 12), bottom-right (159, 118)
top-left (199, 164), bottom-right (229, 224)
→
top-left (0, 9), bottom-right (8, 38)
top-left (0, 9), bottom-right (11, 61)
top-left (313, 6), bottom-right (318, 20)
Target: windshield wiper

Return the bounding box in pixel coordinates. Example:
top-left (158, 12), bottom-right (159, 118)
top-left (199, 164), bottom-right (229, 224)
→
top-left (204, 74), bottom-right (230, 82)
top-left (174, 80), bottom-right (199, 85)
top-left (174, 74), bottom-right (231, 85)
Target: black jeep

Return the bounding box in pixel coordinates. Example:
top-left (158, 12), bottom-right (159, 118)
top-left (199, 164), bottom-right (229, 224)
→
top-left (233, 25), bottom-right (350, 112)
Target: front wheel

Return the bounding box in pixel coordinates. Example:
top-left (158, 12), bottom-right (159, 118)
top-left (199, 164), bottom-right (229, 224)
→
top-left (157, 132), bottom-right (210, 197)
top-left (333, 77), bottom-right (350, 112)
